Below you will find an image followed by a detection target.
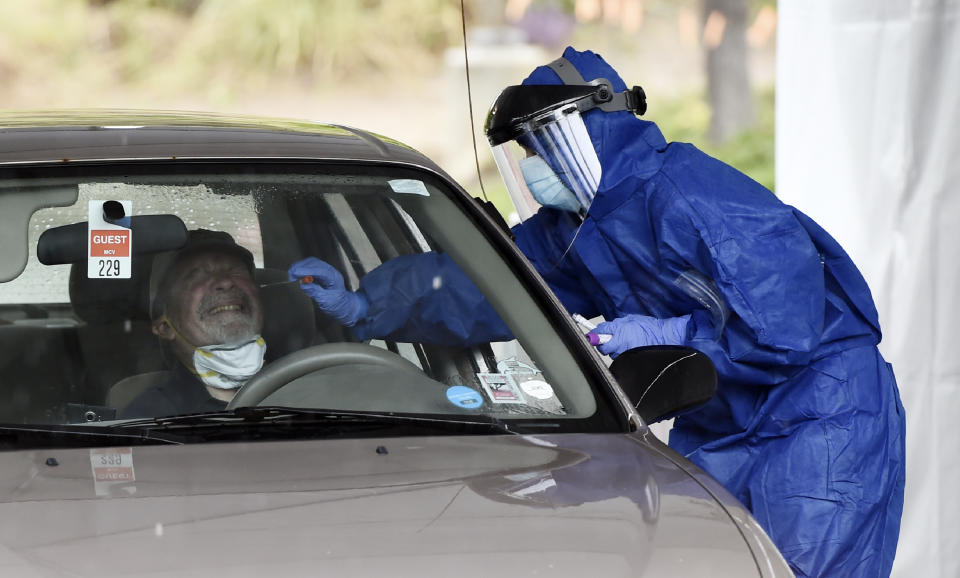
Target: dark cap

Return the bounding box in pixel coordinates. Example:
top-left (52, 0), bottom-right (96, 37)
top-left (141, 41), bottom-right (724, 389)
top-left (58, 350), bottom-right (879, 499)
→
top-left (149, 229), bottom-right (255, 320)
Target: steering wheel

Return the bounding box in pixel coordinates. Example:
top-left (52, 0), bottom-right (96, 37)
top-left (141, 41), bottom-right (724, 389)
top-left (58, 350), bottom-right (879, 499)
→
top-left (227, 343), bottom-right (426, 409)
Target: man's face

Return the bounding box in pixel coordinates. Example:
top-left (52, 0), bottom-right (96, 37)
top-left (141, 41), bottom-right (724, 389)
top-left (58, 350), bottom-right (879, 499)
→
top-left (159, 251), bottom-right (263, 347)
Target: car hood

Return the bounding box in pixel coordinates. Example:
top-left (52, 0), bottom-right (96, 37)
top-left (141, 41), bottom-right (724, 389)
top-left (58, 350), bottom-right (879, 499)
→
top-left (0, 432), bottom-right (765, 577)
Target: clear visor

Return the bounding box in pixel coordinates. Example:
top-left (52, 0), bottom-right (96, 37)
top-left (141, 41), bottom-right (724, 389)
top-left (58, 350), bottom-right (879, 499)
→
top-left (490, 107), bottom-right (601, 223)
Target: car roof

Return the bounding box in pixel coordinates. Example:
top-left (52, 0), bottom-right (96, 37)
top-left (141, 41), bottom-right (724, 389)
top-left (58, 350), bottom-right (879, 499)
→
top-left (0, 109), bottom-right (441, 170)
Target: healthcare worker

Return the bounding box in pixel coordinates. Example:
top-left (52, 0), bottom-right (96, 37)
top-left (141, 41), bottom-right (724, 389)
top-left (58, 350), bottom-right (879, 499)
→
top-left (290, 47), bottom-right (906, 577)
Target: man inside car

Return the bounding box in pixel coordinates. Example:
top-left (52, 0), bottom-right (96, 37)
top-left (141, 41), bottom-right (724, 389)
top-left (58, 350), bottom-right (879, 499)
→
top-left (120, 229), bottom-right (265, 418)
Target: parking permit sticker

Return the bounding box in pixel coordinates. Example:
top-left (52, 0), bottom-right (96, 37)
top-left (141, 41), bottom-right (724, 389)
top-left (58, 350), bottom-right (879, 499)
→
top-left (388, 179), bottom-right (430, 196)
top-left (477, 372), bottom-right (525, 404)
top-left (446, 385), bottom-right (484, 409)
top-left (88, 200), bottom-right (132, 279)
top-left (89, 447), bottom-right (136, 497)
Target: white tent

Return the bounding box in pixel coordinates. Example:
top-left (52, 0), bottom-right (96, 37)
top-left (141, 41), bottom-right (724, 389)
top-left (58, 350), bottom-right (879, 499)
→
top-left (777, 2), bottom-right (960, 576)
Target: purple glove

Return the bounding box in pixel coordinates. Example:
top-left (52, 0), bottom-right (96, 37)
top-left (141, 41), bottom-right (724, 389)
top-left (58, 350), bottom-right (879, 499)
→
top-left (592, 314), bottom-right (691, 358)
top-left (288, 257), bottom-right (369, 326)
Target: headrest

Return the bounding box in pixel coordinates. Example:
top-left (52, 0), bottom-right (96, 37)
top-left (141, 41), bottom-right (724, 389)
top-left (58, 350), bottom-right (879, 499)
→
top-left (69, 257), bottom-right (153, 324)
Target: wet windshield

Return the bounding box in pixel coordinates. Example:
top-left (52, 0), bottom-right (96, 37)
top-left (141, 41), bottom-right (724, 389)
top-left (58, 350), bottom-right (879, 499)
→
top-left (0, 162), bottom-right (621, 444)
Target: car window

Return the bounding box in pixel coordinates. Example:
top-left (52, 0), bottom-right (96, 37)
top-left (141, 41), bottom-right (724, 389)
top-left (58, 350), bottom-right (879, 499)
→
top-left (0, 184), bottom-right (265, 305)
top-left (0, 162), bottom-right (622, 439)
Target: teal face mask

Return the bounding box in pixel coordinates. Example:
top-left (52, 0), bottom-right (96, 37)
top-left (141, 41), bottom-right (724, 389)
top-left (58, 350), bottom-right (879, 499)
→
top-left (518, 155), bottom-right (582, 213)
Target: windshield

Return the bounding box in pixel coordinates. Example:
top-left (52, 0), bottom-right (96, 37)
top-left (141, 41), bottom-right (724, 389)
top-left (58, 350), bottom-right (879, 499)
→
top-left (0, 161), bottom-right (623, 445)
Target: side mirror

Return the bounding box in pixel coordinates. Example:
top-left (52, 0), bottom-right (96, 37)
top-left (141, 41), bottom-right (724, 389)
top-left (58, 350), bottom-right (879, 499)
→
top-left (609, 346), bottom-right (717, 424)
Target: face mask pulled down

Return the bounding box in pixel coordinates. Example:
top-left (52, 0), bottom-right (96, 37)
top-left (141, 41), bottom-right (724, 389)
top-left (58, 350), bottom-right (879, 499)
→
top-left (192, 337), bottom-right (267, 390)
top-left (162, 315), bottom-right (266, 390)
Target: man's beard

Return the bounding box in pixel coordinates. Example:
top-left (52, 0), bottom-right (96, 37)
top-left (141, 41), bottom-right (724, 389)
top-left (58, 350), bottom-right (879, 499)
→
top-left (197, 289), bottom-right (260, 345)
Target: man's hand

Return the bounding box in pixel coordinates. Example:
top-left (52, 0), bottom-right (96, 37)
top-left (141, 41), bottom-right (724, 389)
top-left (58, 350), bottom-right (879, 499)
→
top-left (288, 257), bottom-right (369, 326)
top-left (593, 314), bottom-right (691, 358)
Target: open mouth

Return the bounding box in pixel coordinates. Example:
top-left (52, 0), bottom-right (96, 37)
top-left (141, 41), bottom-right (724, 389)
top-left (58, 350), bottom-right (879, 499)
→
top-left (204, 302), bottom-right (249, 318)
top-left (208, 304), bottom-right (242, 315)
top-left (199, 289), bottom-right (253, 323)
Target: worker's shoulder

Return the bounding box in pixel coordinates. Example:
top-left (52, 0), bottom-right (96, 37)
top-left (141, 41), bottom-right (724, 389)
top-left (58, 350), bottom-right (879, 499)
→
top-left (659, 142), bottom-right (771, 193)
top-left (659, 140), bottom-right (724, 167)
top-left (650, 146), bottom-right (781, 220)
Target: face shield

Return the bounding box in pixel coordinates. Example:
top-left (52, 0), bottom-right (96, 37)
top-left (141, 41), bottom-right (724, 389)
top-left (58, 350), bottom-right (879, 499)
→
top-left (485, 63), bottom-right (646, 224)
top-left (490, 105), bottom-right (601, 221)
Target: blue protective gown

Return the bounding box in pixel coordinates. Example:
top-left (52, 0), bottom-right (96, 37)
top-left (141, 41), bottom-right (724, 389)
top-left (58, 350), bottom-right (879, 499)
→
top-left (353, 47), bottom-right (906, 577)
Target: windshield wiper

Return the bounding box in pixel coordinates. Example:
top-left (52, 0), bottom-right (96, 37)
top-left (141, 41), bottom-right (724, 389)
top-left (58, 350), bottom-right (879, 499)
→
top-left (0, 423), bottom-right (183, 450)
top-left (113, 406), bottom-right (517, 440)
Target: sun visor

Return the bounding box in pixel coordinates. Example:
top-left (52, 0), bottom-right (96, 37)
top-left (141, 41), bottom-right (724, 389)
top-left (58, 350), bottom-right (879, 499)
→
top-left (0, 185), bottom-right (79, 282)
top-left (38, 215), bottom-right (189, 266)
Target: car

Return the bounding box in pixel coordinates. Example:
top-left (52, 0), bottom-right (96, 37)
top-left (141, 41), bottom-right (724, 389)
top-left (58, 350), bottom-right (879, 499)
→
top-left (0, 110), bottom-right (792, 577)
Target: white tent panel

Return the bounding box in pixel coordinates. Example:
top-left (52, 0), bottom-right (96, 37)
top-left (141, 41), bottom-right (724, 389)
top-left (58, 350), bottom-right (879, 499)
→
top-left (777, 2), bottom-right (960, 576)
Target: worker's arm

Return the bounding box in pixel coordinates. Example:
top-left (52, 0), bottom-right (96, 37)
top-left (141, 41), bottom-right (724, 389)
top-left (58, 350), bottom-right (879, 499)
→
top-left (290, 252), bottom-right (512, 346)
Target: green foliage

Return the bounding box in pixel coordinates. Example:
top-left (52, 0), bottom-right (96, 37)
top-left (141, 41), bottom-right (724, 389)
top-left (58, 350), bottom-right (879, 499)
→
top-left (0, 1), bottom-right (88, 69)
top-left (159, 0), bottom-right (462, 92)
top-left (100, 1), bottom-right (185, 82)
top-left (0, 0), bottom-right (463, 100)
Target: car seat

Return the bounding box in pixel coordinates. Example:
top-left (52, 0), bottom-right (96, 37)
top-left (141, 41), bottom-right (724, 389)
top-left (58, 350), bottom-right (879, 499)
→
top-left (0, 322), bottom-right (86, 424)
top-left (68, 258), bottom-right (166, 407)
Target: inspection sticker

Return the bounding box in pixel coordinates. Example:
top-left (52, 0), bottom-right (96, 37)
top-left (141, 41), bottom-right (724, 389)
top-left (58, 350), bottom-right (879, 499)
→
top-left (89, 447), bottom-right (136, 497)
top-left (477, 372), bottom-right (525, 404)
top-left (446, 385), bottom-right (484, 409)
top-left (387, 179), bottom-right (430, 196)
top-left (88, 200), bottom-right (132, 279)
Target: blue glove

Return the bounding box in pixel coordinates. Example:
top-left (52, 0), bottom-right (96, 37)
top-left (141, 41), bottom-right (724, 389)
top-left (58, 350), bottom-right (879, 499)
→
top-left (593, 314), bottom-right (691, 359)
top-left (288, 257), bottom-right (369, 326)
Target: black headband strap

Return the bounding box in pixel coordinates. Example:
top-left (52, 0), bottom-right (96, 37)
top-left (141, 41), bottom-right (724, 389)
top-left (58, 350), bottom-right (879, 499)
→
top-left (546, 57), bottom-right (647, 116)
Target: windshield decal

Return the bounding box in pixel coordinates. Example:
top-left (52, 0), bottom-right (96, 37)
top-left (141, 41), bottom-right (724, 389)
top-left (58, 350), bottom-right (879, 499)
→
top-left (519, 380), bottom-right (555, 400)
top-left (88, 199), bottom-right (133, 279)
top-left (445, 385), bottom-right (484, 409)
top-left (477, 372), bottom-right (526, 404)
top-left (90, 447), bottom-right (136, 497)
top-left (387, 179), bottom-right (430, 196)
top-left (496, 357), bottom-right (542, 375)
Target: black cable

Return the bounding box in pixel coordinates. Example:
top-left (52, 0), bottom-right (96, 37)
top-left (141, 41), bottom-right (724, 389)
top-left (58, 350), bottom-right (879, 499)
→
top-left (460, 0), bottom-right (489, 202)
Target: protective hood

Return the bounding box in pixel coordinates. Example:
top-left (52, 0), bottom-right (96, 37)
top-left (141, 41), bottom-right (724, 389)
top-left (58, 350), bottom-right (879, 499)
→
top-left (521, 47), bottom-right (668, 218)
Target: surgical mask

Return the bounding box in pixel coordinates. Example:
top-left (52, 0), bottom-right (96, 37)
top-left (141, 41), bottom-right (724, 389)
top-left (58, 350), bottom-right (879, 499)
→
top-left (192, 336), bottom-right (267, 390)
top-left (161, 315), bottom-right (266, 390)
top-left (519, 155), bottom-right (582, 213)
